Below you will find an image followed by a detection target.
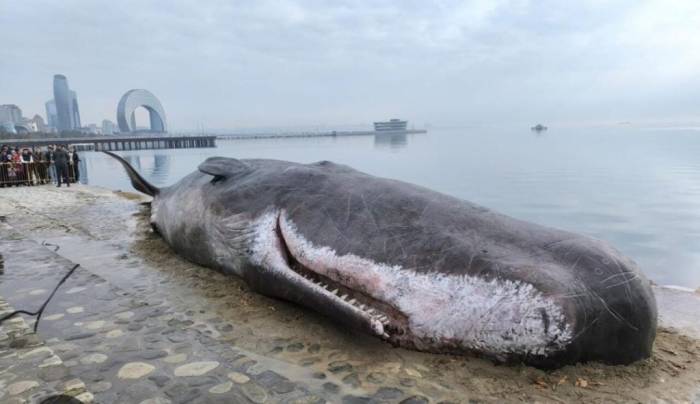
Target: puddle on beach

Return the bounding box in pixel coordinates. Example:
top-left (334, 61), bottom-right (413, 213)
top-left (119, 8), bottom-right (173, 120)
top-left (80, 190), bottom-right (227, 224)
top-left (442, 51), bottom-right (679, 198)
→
top-left (1, 186), bottom-right (700, 402)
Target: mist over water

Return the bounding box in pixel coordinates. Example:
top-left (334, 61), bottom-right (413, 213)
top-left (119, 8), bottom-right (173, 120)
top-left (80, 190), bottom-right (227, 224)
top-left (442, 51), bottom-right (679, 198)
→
top-left (82, 126), bottom-right (700, 288)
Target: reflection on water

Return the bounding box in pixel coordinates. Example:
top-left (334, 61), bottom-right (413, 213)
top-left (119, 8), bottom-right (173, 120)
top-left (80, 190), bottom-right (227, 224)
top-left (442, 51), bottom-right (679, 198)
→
top-left (123, 155), bottom-right (141, 171)
top-left (121, 154), bottom-right (171, 184)
top-left (82, 127), bottom-right (700, 288)
top-left (153, 154), bottom-right (170, 179)
top-left (374, 133), bottom-right (408, 149)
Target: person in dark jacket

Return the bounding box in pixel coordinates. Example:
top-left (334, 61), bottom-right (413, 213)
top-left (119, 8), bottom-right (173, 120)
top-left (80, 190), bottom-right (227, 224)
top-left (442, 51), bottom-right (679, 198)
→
top-left (44, 146), bottom-right (56, 184)
top-left (54, 145), bottom-right (70, 187)
top-left (20, 148), bottom-right (34, 185)
top-left (0, 146), bottom-right (8, 186)
top-left (69, 146), bottom-right (81, 182)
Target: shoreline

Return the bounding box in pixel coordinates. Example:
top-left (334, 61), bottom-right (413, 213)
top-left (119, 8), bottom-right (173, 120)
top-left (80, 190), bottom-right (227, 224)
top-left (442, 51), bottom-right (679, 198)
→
top-left (0, 184), bottom-right (699, 402)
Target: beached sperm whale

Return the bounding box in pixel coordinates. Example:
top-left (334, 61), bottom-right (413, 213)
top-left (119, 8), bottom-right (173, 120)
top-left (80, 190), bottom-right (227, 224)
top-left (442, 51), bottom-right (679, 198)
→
top-left (105, 151), bottom-right (657, 368)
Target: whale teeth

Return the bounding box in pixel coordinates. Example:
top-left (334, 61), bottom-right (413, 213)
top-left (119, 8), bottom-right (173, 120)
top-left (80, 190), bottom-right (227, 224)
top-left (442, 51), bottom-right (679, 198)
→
top-left (330, 289), bottom-right (338, 295)
top-left (359, 304), bottom-right (366, 310)
top-left (382, 332), bottom-right (390, 339)
top-left (348, 298), bottom-right (357, 305)
top-left (340, 294), bottom-right (348, 300)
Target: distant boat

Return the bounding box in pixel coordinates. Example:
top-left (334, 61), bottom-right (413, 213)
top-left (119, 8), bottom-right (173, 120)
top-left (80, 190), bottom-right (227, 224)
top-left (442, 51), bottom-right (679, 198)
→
top-left (531, 124), bottom-right (547, 131)
top-left (374, 119), bottom-right (408, 132)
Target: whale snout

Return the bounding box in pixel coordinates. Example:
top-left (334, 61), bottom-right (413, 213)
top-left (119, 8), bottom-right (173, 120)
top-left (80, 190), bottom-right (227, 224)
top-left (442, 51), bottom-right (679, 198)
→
top-left (545, 238), bottom-right (657, 366)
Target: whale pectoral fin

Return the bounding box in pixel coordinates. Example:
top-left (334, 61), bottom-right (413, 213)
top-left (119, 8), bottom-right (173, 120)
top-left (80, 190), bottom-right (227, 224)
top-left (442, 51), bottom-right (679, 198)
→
top-left (198, 157), bottom-right (250, 178)
top-left (103, 151), bottom-right (159, 197)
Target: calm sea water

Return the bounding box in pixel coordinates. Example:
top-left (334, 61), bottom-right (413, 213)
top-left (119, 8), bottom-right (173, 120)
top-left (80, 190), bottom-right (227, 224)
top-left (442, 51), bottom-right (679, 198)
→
top-left (81, 126), bottom-right (700, 288)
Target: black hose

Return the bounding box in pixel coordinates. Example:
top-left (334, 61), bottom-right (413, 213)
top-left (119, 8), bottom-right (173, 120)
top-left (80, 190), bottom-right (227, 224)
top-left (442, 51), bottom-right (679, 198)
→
top-left (42, 241), bottom-right (60, 252)
top-left (0, 264), bottom-right (80, 332)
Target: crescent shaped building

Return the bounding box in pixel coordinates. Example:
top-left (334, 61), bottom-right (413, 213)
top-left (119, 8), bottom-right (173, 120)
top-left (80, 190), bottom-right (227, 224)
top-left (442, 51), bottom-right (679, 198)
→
top-left (117, 89), bottom-right (167, 133)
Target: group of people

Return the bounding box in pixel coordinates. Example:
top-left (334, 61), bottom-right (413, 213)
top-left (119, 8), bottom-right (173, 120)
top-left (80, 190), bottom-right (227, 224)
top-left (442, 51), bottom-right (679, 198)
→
top-left (0, 144), bottom-right (81, 187)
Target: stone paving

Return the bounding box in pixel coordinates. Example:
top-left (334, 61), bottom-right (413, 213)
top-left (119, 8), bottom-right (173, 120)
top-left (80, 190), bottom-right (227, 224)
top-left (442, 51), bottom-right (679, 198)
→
top-left (0, 236), bottom-right (315, 403)
top-left (0, 297), bottom-right (93, 403)
top-left (0, 224), bottom-right (447, 403)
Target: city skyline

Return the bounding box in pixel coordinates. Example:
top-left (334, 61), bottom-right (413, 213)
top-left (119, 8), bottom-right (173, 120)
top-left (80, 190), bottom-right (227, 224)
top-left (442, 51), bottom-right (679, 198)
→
top-left (1, 74), bottom-right (160, 135)
top-left (2, 1), bottom-right (700, 131)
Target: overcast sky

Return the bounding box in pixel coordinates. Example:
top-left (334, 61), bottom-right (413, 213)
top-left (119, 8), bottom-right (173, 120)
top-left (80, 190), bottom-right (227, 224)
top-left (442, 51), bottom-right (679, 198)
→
top-left (2, 0), bottom-right (700, 131)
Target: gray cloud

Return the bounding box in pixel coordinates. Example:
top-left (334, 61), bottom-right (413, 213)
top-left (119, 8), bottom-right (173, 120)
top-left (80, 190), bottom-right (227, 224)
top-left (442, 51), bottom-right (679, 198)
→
top-left (1, 0), bottom-right (699, 130)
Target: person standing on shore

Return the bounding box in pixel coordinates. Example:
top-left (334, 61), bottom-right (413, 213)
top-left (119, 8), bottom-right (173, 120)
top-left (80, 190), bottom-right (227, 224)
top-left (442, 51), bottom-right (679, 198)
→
top-left (54, 145), bottom-right (70, 187)
top-left (20, 148), bottom-right (35, 186)
top-left (68, 146), bottom-right (81, 182)
top-left (44, 145), bottom-right (56, 184)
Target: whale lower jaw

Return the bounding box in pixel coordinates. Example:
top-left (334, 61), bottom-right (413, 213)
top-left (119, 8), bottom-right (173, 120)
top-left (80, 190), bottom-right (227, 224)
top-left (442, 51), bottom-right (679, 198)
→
top-left (278, 223), bottom-right (415, 343)
top-left (247, 209), bottom-right (574, 360)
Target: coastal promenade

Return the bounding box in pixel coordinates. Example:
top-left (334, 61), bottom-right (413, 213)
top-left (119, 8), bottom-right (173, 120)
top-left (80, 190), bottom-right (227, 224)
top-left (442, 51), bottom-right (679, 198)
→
top-left (0, 184), bottom-right (699, 403)
top-left (217, 129), bottom-right (427, 140)
top-left (0, 135), bottom-right (217, 151)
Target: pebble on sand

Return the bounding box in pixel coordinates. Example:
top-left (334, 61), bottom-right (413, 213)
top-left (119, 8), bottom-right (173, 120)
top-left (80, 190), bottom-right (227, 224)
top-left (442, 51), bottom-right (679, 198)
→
top-left (80, 353), bottom-right (108, 364)
top-left (228, 372), bottom-right (250, 384)
top-left (405, 368), bottom-right (422, 378)
top-left (118, 362), bottom-right (156, 379)
top-left (139, 398), bottom-right (172, 404)
top-left (64, 378), bottom-right (86, 392)
top-left (106, 329), bottom-right (124, 338)
top-left (209, 381), bottom-right (233, 394)
top-left (39, 355), bottom-right (63, 368)
top-left (7, 380), bottom-right (39, 395)
top-left (75, 392), bottom-right (95, 403)
top-left (85, 320), bottom-right (106, 330)
top-left (163, 353), bottom-right (187, 363)
top-left (115, 311), bottom-right (135, 320)
top-left (18, 346), bottom-right (51, 358)
top-left (174, 361), bottom-right (220, 377)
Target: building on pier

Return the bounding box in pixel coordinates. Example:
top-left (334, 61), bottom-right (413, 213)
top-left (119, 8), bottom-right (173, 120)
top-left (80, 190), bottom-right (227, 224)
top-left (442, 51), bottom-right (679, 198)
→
top-left (373, 119), bottom-right (408, 132)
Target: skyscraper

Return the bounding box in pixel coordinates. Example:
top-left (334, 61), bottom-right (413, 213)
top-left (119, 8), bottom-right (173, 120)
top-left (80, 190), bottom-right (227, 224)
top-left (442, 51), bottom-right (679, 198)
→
top-left (45, 99), bottom-right (57, 129)
top-left (52, 74), bottom-right (81, 131)
top-left (70, 90), bottom-right (81, 128)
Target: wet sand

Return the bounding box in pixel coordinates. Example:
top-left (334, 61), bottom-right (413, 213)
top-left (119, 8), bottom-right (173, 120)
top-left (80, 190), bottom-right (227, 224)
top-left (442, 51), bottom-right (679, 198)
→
top-left (1, 184), bottom-right (699, 403)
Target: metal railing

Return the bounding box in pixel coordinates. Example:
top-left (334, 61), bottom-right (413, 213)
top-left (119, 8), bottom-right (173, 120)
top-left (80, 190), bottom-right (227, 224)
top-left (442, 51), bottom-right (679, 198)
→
top-left (0, 162), bottom-right (80, 187)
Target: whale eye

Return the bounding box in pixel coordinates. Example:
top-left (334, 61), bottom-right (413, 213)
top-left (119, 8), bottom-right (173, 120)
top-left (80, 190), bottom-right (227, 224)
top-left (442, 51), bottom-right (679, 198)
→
top-left (210, 175), bottom-right (225, 184)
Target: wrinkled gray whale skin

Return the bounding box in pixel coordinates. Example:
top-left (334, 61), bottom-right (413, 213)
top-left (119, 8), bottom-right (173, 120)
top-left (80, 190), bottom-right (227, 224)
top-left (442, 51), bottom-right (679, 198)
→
top-left (105, 151), bottom-right (657, 368)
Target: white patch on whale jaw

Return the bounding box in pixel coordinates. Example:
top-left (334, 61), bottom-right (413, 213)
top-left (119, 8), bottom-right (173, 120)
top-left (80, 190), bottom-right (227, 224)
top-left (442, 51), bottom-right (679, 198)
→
top-left (249, 210), bottom-right (389, 338)
top-left (274, 210), bottom-right (574, 358)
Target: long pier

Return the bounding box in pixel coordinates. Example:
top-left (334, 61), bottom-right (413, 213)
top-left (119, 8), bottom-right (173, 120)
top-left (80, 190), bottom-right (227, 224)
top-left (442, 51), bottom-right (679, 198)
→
top-left (1, 135), bottom-right (217, 151)
top-left (217, 129), bottom-right (427, 140)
